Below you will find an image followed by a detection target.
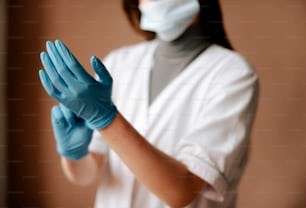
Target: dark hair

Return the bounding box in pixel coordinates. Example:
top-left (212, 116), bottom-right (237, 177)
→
top-left (122, 0), bottom-right (233, 50)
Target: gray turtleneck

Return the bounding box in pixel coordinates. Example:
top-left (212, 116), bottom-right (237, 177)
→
top-left (149, 26), bottom-right (212, 104)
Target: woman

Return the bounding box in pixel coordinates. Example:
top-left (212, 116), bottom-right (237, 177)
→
top-left (39, 0), bottom-right (259, 207)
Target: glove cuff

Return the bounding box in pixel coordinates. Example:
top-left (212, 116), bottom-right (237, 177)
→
top-left (86, 105), bottom-right (118, 130)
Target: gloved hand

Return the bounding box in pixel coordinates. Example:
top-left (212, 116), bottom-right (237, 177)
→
top-left (39, 40), bottom-right (117, 130)
top-left (51, 104), bottom-right (93, 160)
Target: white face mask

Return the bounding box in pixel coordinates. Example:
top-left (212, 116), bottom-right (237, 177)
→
top-left (139, 0), bottom-right (200, 42)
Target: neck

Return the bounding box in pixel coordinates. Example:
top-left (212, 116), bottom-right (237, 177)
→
top-left (156, 26), bottom-right (211, 57)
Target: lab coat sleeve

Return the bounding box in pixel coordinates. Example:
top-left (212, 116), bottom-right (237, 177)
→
top-left (89, 130), bottom-right (109, 154)
top-left (175, 55), bottom-right (259, 202)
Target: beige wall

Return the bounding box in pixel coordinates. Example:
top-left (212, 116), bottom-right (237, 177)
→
top-left (6, 0), bottom-right (306, 207)
top-left (223, 1), bottom-right (306, 207)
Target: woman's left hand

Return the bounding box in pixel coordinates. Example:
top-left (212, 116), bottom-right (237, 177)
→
top-left (39, 40), bottom-right (117, 130)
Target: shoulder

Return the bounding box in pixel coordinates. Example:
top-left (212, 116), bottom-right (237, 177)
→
top-left (193, 44), bottom-right (258, 87)
top-left (204, 44), bottom-right (257, 75)
top-left (101, 40), bottom-right (157, 82)
top-left (103, 40), bottom-right (157, 66)
top-left (192, 44), bottom-right (259, 96)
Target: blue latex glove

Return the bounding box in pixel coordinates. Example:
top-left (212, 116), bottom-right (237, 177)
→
top-left (39, 40), bottom-right (117, 130)
top-left (51, 104), bottom-right (93, 160)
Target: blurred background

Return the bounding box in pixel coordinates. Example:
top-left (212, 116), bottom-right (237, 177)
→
top-left (1, 0), bottom-right (306, 207)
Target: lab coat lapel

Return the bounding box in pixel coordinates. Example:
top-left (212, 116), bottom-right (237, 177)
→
top-left (133, 41), bottom-right (158, 136)
top-left (146, 53), bottom-right (198, 139)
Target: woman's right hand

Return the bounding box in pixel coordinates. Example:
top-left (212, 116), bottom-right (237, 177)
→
top-left (51, 104), bottom-right (93, 160)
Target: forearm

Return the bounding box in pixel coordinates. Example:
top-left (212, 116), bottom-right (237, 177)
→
top-left (99, 113), bottom-right (206, 207)
top-left (61, 152), bottom-right (104, 186)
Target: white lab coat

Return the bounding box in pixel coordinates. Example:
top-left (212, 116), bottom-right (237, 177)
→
top-left (89, 40), bottom-right (259, 208)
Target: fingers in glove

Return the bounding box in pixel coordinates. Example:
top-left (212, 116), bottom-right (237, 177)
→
top-left (90, 56), bottom-right (112, 86)
top-left (39, 69), bottom-right (62, 101)
top-left (55, 40), bottom-right (92, 83)
top-left (59, 104), bottom-right (76, 126)
top-left (51, 105), bottom-right (68, 128)
top-left (40, 52), bottom-right (67, 91)
top-left (46, 41), bottom-right (79, 87)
